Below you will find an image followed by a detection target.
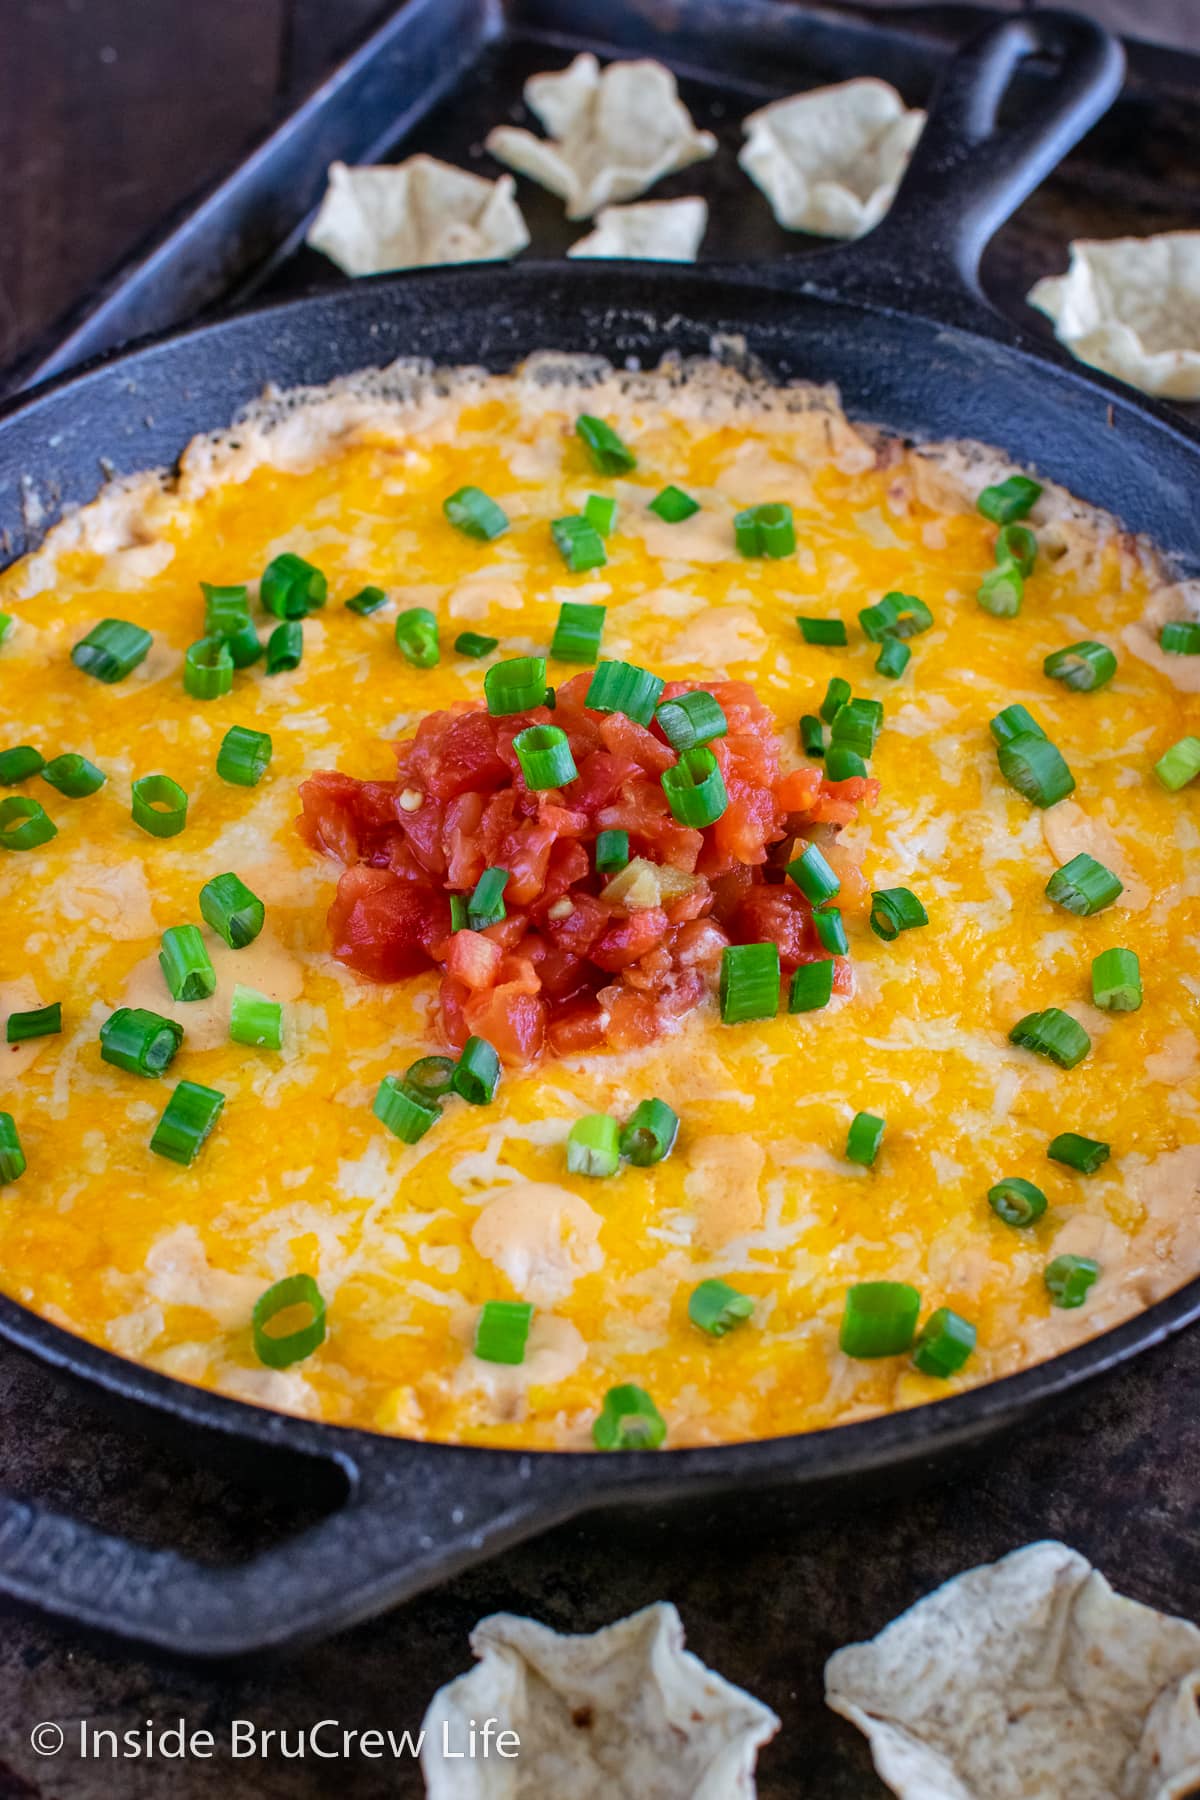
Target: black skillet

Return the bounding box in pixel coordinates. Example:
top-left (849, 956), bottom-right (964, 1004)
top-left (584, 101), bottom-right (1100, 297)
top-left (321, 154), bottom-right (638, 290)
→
top-left (0, 11), bottom-right (1194, 1657)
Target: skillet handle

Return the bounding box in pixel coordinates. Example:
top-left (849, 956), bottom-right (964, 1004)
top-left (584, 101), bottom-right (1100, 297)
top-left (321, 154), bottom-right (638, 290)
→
top-left (0, 1436), bottom-right (584, 1657)
top-left (799, 10), bottom-right (1124, 325)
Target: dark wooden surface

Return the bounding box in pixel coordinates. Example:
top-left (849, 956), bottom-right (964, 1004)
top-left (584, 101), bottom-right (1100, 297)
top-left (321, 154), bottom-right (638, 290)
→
top-left (2, 3), bottom-right (1200, 1795)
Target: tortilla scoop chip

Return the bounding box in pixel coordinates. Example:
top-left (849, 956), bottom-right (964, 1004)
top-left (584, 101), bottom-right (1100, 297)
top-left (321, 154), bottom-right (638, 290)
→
top-left (1028, 233), bottom-right (1200, 399)
top-left (306, 156), bottom-right (529, 276)
top-left (739, 78), bottom-right (924, 239)
top-left (485, 52), bottom-right (717, 221)
top-left (421, 1601), bottom-right (779, 1797)
top-left (825, 1541), bottom-right (1200, 1799)
top-left (568, 197), bottom-right (708, 262)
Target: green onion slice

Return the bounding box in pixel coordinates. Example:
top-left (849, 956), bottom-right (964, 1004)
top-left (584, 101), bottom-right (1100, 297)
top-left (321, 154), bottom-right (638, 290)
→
top-left (1160, 621), bottom-right (1200, 655)
top-left (71, 618), bottom-right (152, 683)
top-left (814, 908), bottom-right (848, 955)
top-left (468, 866), bottom-right (509, 931)
top-left (734, 502), bottom-right (795, 558)
top-left (825, 745), bottom-right (868, 782)
top-left (0, 746), bottom-right (44, 784)
top-left (404, 1055), bottom-right (458, 1101)
top-left (661, 746), bottom-right (727, 828)
top-left (619, 1098), bottom-right (679, 1167)
top-left (344, 585), bottom-right (388, 617)
top-left (225, 622), bottom-right (264, 669)
top-left (1009, 1007), bottom-right (1091, 1069)
top-left (870, 886), bottom-right (928, 941)
top-left (719, 942), bottom-right (780, 1024)
top-left (443, 486), bottom-right (509, 541)
top-left (839, 1281), bottom-right (920, 1358)
top-left (99, 1006), bottom-right (184, 1078)
top-left (485, 655), bottom-right (548, 716)
top-left (131, 774), bottom-right (188, 838)
top-left (830, 697), bottom-right (883, 756)
top-left (912, 1307), bottom-right (976, 1378)
top-left (649, 484), bottom-right (699, 523)
top-left (201, 582), bottom-right (250, 637)
top-left (977, 565), bottom-right (1024, 617)
top-left (846, 1110), bottom-right (885, 1167)
top-left (876, 637), bottom-right (911, 679)
top-left (688, 1278), bottom-right (754, 1337)
top-left (989, 704), bottom-right (1045, 746)
top-left (150, 1079), bottom-right (225, 1166)
top-left (474, 1299), bottom-right (533, 1365)
top-left (654, 690), bottom-right (726, 753)
top-left (787, 842), bottom-right (840, 905)
top-left (183, 636), bottom-right (234, 701)
top-left (200, 871), bottom-right (265, 948)
top-left (230, 984), bottom-right (283, 1050)
top-left (797, 617), bottom-right (847, 647)
top-left (988, 1176), bottom-right (1047, 1227)
top-left (996, 523), bottom-right (1038, 576)
top-left (1154, 736), bottom-right (1200, 792)
top-left (551, 515), bottom-right (607, 573)
top-left (6, 1003), bottom-right (61, 1044)
top-left (395, 607), bottom-right (439, 669)
top-left (997, 732), bottom-right (1075, 807)
top-left (1091, 946), bottom-right (1141, 1012)
top-left (567, 1114), bottom-right (621, 1178)
top-left (452, 1035), bottom-right (501, 1106)
top-left (593, 1383), bottom-right (666, 1450)
top-left (1045, 853), bottom-right (1122, 916)
top-left (789, 959), bottom-right (835, 1012)
top-left (978, 475), bottom-right (1042, 524)
top-left (859, 592), bottom-right (933, 641)
top-left (455, 631), bottom-right (499, 658)
top-left (41, 753), bottom-right (105, 797)
top-left (1043, 640), bottom-right (1117, 692)
top-left (0, 795), bottom-right (57, 851)
top-left (374, 1074), bottom-right (440, 1143)
top-left (0, 614), bottom-right (12, 646)
top-left (550, 601), bottom-right (606, 665)
top-left (260, 553), bottom-right (327, 619)
top-left (0, 1113), bottom-right (26, 1183)
top-left (159, 925), bottom-right (217, 1003)
top-left (584, 493), bottom-right (617, 536)
top-left (594, 828), bottom-right (630, 874)
top-left (514, 724), bottom-right (578, 790)
top-left (1044, 1254), bottom-right (1099, 1309)
top-left (820, 676), bottom-right (852, 724)
top-left (800, 715), bottom-right (825, 758)
top-left (1047, 1132), bottom-right (1110, 1174)
top-left (586, 659), bottom-right (664, 726)
top-left (265, 620), bottom-right (304, 675)
top-left (576, 414), bottom-right (636, 475)
top-left (253, 1273), bottom-right (326, 1368)
top-left (216, 726), bottom-right (272, 788)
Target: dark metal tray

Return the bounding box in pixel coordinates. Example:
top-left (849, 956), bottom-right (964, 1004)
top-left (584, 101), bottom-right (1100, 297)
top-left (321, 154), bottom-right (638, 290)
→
top-left (7, 0), bottom-right (1200, 399)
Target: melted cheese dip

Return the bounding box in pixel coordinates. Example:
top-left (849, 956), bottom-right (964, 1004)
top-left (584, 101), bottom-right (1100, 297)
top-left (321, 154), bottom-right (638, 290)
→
top-left (0, 356), bottom-right (1197, 1447)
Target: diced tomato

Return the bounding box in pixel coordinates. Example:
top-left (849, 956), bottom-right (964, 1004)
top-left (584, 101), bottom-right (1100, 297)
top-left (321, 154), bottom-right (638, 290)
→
top-left (547, 1000), bottom-right (606, 1055)
top-left (599, 712), bottom-right (676, 775)
top-left (445, 929), bottom-right (503, 991)
top-left (591, 907), bottom-right (669, 972)
top-left (328, 867), bottom-right (449, 981)
top-left (731, 885), bottom-right (816, 969)
top-left (463, 984), bottom-right (546, 1065)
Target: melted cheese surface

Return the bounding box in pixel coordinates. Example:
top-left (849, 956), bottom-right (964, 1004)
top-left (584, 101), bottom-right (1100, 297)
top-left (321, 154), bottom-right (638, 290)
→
top-left (1, 358), bottom-right (1197, 1449)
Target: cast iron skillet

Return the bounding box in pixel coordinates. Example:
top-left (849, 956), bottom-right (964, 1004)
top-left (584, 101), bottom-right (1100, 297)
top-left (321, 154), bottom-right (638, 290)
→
top-left (0, 12), bottom-right (1194, 1658)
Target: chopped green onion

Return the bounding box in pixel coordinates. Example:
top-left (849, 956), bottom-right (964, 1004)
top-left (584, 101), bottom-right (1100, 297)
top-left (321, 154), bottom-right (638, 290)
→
top-left (820, 676), bottom-right (852, 724)
top-left (485, 655), bottom-right (548, 716)
top-left (797, 617), bottom-right (847, 647)
top-left (71, 618), bottom-right (152, 683)
top-left (846, 1111), bottom-right (885, 1167)
top-left (265, 620), bottom-right (303, 674)
top-left (996, 523), bottom-right (1038, 576)
top-left (576, 414), bottom-right (636, 475)
top-left (688, 1278), bottom-right (754, 1337)
top-left (201, 582), bottom-right (250, 637)
top-left (41, 753), bottom-right (105, 798)
top-left (404, 1055), bottom-right (458, 1101)
top-left (789, 959), bottom-right (835, 1011)
top-left (200, 871), bottom-right (265, 948)
top-left (514, 724), bottom-right (578, 790)
top-left (977, 565), bottom-right (1024, 617)
top-left (814, 908), bottom-right (848, 955)
top-left (1044, 1253), bottom-right (1099, 1309)
top-left (99, 1006), bottom-right (183, 1077)
top-left (1160, 621), bottom-right (1200, 655)
top-left (1048, 1132), bottom-right (1110, 1174)
top-left (468, 867), bottom-right (509, 931)
top-left (912, 1307), bottom-right (976, 1378)
top-left (876, 638), bottom-right (911, 679)
top-left (6, 1003), bottom-right (61, 1043)
top-left (787, 842), bottom-right (840, 905)
top-left (997, 732), bottom-right (1075, 807)
top-left (550, 601), bottom-right (606, 665)
top-left (978, 475), bottom-right (1042, 524)
top-left (260, 553), bottom-right (326, 619)
top-left (216, 726), bottom-right (272, 788)
top-left (449, 894), bottom-right (467, 933)
top-left (649, 484), bottom-right (699, 523)
top-left (474, 1299), bottom-right (533, 1365)
top-left (0, 796), bottom-right (56, 851)
top-left (1154, 736), bottom-right (1200, 791)
top-left (0, 614), bottom-right (12, 646)
top-left (870, 886), bottom-right (928, 941)
top-left (443, 486), bottom-right (509, 541)
top-left (619, 1098), bottom-right (679, 1166)
top-left (395, 606), bottom-right (439, 668)
top-left (455, 630), bottom-right (499, 658)
top-left (159, 925), bottom-right (217, 1002)
top-left (720, 942), bottom-right (780, 1024)
top-left (452, 1035), bottom-right (501, 1106)
top-left (551, 514), bottom-right (607, 573)
top-left (825, 745), bottom-right (868, 782)
top-left (800, 714), bottom-right (824, 758)
top-left (131, 773), bottom-right (188, 838)
top-left (594, 829), bottom-right (629, 874)
top-left (1044, 640), bottom-right (1117, 692)
top-left (654, 690), bottom-right (726, 753)
top-left (224, 622), bottom-right (264, 669)
top-left (0, 746), bottom-right (43, 784)
top-left (584, 493), bottom-right (617, 535)
top-left (858, 592), bottom-right (932, 641)
top-left (1091, 946), bottom-right (1141, 1012)
top-left (830, 697), bottom-right (883, 757)
top-left (375, 1074), bottom-right (440, 1143)
top-left (661, 746), bottom-right (727, 828)
top-left (230, 984), bottom-right (283, 1050)
top-left (567, 1113), bottom-right (621, 1177)
top-left (1009, 1007), bottom-right (1091, 1069)
top-left (0, 1114), bottom-right (26, 1184)
top-left (990, 704), bottom-right (1045, 746)
top-left (593, 1383), bottom-right (666, 1450)
top-left (1045, 853), bottom-right (1122, 916)
top-left (344, 586), bottom-right (388, 617)
top-left (735, 502), bottom-right (795, 557)
top-left (839, 1281), bottom-right (920, 1358)
top-left (586, 659), bottom-right (664, 726)
top-left (253, 1273), bottom-right (326, 1368)
top-left (150, 1079), bottom-right (225, 1166)
top-left (183, 635), bottom-right (234, 701)
top-left (988, 1176), bottom-right (1047, 1227)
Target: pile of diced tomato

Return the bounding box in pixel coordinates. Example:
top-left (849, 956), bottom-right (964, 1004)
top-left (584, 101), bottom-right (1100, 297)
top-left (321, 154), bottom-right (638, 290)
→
top-left (298, 675), bottom-right (877, 1063)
